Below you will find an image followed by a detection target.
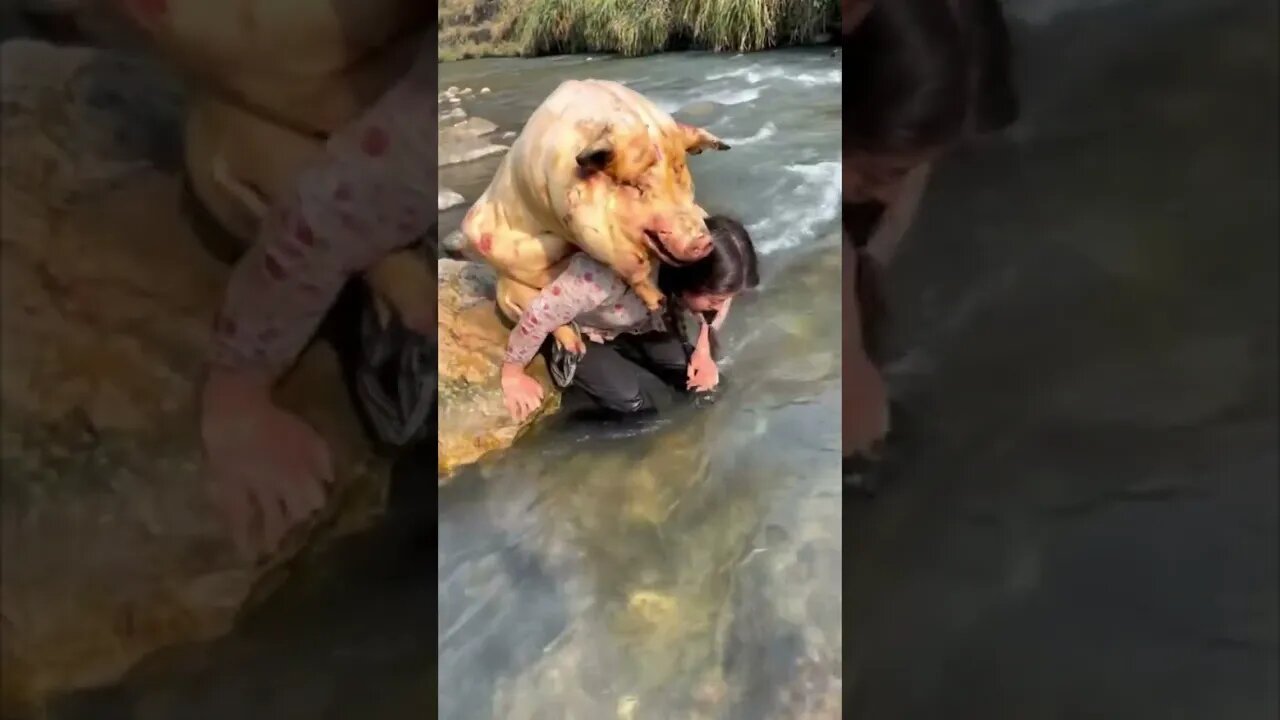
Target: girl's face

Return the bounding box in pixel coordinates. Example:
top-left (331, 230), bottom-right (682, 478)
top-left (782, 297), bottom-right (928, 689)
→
top-left (682, 291), bottom-right (734, 314)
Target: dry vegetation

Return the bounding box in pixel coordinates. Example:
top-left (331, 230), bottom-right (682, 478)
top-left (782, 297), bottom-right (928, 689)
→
top-left (438, 0), bottom-right (839, 60)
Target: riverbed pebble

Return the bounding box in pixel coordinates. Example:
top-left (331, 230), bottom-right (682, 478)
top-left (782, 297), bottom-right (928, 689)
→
top-left (442, 230), bottom-right (467, 253)
top-left (438, 188), bottom-right (465, 211)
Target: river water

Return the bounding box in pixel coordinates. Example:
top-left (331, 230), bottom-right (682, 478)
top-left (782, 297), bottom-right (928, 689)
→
top-left (850, 0), bottom-right (1278, 717)
top-left (48, 49), bottom-right (844, 720)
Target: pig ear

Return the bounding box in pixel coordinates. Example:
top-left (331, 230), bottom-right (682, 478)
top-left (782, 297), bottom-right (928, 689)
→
top-left (680, 123), bottom-right (731, 155)
top-left (575, 141), bottom-right (616, 174)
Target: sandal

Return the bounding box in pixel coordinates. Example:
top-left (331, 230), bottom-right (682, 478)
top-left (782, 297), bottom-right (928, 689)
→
top-left (355, 294), bottom-right (436, 448)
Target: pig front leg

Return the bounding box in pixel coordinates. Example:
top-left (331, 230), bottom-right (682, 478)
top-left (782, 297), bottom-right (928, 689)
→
top-left (563, 194), bottom-right (663, 310)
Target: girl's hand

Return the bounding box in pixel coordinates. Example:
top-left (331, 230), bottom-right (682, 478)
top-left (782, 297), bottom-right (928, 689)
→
top-left (501, 363), bottom-right (545, 422)
top-left (687, 346), bottom-right (720, 392)
top-left (201, 370), bottom-right (333, 559)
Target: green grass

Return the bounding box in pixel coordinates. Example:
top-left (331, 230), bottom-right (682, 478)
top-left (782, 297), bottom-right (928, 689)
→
top-left (438, 0), bottom-right (839, 60)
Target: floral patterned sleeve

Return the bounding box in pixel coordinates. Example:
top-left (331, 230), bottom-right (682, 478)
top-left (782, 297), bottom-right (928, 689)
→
top-left (208, 41), bottom-right (434, 378)
top-left (503, 255), bottom-right (621, 366)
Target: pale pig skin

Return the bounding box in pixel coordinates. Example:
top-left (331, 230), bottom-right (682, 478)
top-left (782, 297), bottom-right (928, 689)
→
top-left (461, 79), bottom-right (731, 338)
top-left (117, 0), bottom-right (434, 337)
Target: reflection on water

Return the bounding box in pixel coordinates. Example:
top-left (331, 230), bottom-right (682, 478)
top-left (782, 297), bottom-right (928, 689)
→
top-left (48, 50), bottom-right (842, 719)
top-left (438, 51), bottom-right (843, 719)
top-left (850, 0), bottom-right (1278, 718)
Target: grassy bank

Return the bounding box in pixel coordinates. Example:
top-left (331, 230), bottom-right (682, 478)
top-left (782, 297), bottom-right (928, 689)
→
top-left (439, 0), bottom-right (839, 61)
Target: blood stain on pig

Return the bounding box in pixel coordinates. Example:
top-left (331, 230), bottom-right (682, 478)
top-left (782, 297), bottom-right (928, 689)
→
top-left (361, 126), bottom-right (390, 157)
top-left (295, 219), bottom-right (316, 246)
top-left (477, 233), bottom-right (493, 255)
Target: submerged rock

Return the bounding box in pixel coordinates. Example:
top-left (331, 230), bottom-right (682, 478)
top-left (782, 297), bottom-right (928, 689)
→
top-left (437, 259), bottom-right (558, 480)
top-left (676, 100), bottom-right (721, 119)
top-left (438, 187), bottom-right (466, 211)
top-left (451, 116), bottom-right (497, 137)
top-left (0, 40), bottom-right (386, 716)
top-left (438, 122), bottom-right (508, 167)
top-left (441, 229), bottom-right (469, 256)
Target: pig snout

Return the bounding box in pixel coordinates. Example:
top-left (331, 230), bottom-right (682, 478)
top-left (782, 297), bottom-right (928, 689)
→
top-left (687, 232), bottom-right (712, 260)
top-left (642, 210), bottom-right (714, 264)
top-left (651, 227), bottom-right (711, 263)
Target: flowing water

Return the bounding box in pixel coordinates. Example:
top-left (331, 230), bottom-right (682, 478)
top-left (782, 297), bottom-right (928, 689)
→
top-left (48, 49), bottom-right (843, 719)
top-left (851, 0), bottom-right (1278, 717)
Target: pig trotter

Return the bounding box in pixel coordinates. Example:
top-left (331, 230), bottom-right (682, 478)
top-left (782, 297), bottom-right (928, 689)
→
top-left (634, 280), bottom-right (665, 311)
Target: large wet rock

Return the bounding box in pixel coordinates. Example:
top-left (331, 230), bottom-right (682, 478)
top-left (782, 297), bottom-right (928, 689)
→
top-left (439, 188), bottom-right (466, 211)
top-left (449, 116), bottom-right (497, 136)
top-left (0, 40), bottom-right (386, 716)
top-left (437, 259), bottom-right (559, 480)
top-left (437, 89), bottom-right (507, 167)
top-left (438, 123), bottom-right (508, 167)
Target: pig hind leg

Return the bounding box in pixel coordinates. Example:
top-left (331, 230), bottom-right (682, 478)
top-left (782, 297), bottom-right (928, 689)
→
top-left (463, 215), bottom-right (571, 289)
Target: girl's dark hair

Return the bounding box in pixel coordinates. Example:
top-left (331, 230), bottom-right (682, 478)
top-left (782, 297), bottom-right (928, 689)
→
top-left (844, 0), bottom-right (1019, 155)
top-left (843, 0), bottom-right (1019, 365)
top-left (659, 215), bottom-right (760, 297)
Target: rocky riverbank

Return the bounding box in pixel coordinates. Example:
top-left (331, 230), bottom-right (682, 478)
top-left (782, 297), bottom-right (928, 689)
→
top-left (0, 39), bottom-right (388, 717)
top-left (436, 85), bottom-right (559, 480)
top-left (437, 260), bottom-right (560, 480)
top-left (437, 83), bottom-right (512, 218)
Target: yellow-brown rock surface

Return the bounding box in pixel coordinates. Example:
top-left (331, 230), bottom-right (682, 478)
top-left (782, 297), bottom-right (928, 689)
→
top-left (437, 259), bottom-right (559, 480)
top-left (0, 40), bottom-right (385, 716)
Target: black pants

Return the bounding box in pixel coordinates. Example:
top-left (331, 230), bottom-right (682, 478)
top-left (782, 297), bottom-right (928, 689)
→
top-left (555, 331), bottom-right (694, 415)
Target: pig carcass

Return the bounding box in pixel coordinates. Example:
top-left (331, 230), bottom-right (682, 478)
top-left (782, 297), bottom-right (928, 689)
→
top-left (460, 79), bottom-right (730, 347)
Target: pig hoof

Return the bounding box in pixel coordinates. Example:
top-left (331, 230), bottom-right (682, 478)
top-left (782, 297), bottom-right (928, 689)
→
top-left (552, 325), bottom-right (585, 356)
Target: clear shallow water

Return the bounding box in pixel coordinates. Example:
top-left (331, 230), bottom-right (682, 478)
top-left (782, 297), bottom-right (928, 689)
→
top-left (438, 50), bottom-right (844, 720)
top-left (850, 0), bottom-right (1278, 717)
top-left (48, 49), bottom-right (843, 720)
